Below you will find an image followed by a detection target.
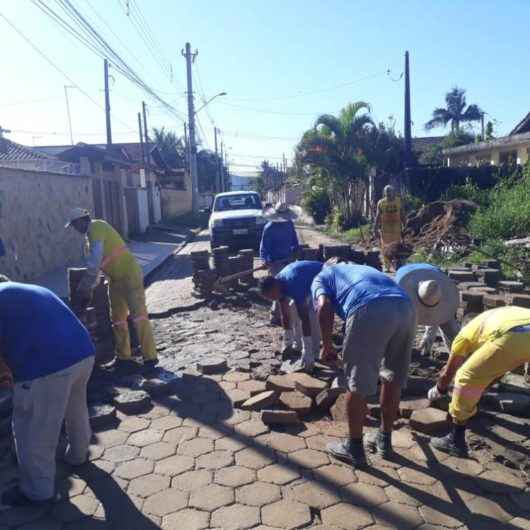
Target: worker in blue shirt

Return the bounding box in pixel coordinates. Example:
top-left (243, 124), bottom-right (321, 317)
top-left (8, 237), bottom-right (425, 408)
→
top-left (0, 278), bottom-right (95, 506)
top-left (259, 260), bottom-right (323, 370)
top-left (311, 264), bottom-right (416, 468)
top-left (260, 202), bottom-right (299, 324)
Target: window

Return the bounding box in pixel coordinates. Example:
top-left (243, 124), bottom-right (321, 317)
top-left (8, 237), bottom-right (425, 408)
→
top-left (213, 194), bottom-right (261, 212)
top-left (499, 150), bottom-right (517, 166)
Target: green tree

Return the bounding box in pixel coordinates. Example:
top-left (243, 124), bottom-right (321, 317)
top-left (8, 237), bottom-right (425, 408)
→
top-left (197, 149), bottom-right (224, 192)
top-left (425, 87), bottom-right (483, 133)
top-left (152, 127), bottom-right (185, 168)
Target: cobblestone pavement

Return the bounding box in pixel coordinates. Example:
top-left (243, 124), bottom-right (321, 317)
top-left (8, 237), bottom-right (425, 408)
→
top-left (1, 227), bottom-right (529, 530)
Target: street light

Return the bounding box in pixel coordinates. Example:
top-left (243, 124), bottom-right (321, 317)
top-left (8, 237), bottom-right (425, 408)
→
top-left (194, 92), bottom-right (227, 115)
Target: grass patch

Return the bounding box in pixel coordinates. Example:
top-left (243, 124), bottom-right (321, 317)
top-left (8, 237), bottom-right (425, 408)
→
top-left (324, 223), bottom-right (371, 244)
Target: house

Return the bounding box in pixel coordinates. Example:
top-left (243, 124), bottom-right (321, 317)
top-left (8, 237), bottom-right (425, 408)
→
top-left (442, 112), bottom-right (530, 167)
top-left (412, 136), bottom-right (445, 165)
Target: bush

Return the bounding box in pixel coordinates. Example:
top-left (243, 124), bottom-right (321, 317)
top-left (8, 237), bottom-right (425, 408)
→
top-left (326, 207), bottom-right (365, 232)
top-left (303, 188), bottom-right (331, 224)
top-left (443, 179), bottom-right (491, 207)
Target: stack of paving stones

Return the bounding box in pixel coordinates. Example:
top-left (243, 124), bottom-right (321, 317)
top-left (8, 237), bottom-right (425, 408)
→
top-left (191, 250), bottom-right (217, 298)
top-left (364, 247), bottom-right (382, 270)
top-left (322, 244), bottom-right (352, 261)
top-left (238, 249), bottom-right (256, 288)
top-left (212, 245), bottom-right (231, 285)
top-left (68, 267), bottom-right (115, 364)
top-left (298, 246), bottom-right (321, 261)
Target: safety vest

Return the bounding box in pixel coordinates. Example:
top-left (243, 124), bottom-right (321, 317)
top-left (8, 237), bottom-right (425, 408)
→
top-left (87, 220), bottom-right (138, 280)
top-left (378, 197), bottom-right (402, 227)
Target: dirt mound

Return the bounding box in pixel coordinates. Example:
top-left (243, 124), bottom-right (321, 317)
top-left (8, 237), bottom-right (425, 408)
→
top-left (405, 199), bottom-right (478, 250)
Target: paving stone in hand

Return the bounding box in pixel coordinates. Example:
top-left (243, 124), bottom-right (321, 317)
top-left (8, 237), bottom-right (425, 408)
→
top-left (292, 373), bottom-right (328, 397)
top-left (113, 390), bottom-right (151, 415)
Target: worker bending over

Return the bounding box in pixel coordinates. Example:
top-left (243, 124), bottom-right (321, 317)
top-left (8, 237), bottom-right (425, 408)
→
top-left (259, 260), bottom-right (323, 370)
top-left (66, 208), bottom-right (157, 371)
top-left (374, 185), bottom-right (404, 272)
top-left (311, 264), bottom-right (416, 467)
top-left (260, 202), bottom-right (299, 324)
top-left (0, 277), bottom-right (95, 506)
top-left (396, 263), bottom-right (460, 357)
top-left (428, 306), bottom-right (530, 456)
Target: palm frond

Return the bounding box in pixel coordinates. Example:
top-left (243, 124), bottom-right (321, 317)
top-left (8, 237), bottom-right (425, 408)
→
top-left (461, 104), bottom-right (483, 122)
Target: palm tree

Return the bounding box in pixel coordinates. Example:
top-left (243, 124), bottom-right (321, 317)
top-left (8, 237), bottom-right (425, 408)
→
top-left (425, 87), bottom-right (483, 133)
top-left (152, 127), bottom-right (185, 168)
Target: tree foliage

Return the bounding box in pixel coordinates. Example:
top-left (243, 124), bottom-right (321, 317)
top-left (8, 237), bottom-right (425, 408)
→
top-left (152, 127), bottom-right (185, 168)
top-left (425, 87), bottom-right (483, 133)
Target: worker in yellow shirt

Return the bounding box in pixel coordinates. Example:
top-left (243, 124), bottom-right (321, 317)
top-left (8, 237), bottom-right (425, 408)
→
top-left (374, 185), bottom-right (404, 272)
top-left (427, 306), bottom-right (530, 456)
top-left (66, 208), bottom-right (157, 371)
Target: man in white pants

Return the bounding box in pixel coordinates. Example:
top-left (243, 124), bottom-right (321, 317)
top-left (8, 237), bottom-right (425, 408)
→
top-left (395, 263), bottom-right (460, 356)
top-left (0, 278), bottom-right (95, 506)
top-left (259, 261), bottom-right (323, 370)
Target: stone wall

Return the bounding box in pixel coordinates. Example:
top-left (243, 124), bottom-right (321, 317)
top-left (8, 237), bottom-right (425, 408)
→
top-left (0, 167), bottom-right (94, 281)
top-left (160, 187), bottom-right (192, 220)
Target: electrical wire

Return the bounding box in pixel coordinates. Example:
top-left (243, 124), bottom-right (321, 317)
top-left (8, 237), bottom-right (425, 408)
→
top-left (222, 130), bottom-right (298, 141)
top-left (217, 101), bottom-right (318, 117)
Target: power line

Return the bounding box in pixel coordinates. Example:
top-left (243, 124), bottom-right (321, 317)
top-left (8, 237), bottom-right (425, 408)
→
top-left (223, 130), bottom-right (298, 141)
top-left (218, 101), bottom-right (318, 117)
top-left (0, 11), bottom-right (136, 131)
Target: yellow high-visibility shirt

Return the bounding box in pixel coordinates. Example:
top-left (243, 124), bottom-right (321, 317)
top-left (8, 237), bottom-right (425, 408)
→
top-left (378, 197), bottom-right (402, 236)
top-left (87, 220), bottom-right (138, 280)
top-left (451, 306), bottom-right (530, 357)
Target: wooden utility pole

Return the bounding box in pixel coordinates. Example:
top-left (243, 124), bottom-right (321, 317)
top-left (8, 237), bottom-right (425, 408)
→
top-left (181, 42), bottom-right (199, 213)
top-left (142, 101), bottom-right (151, 176)
top-left (404, 51), bottom-right (412, 168)
top-left (104, 59), bottom-right (112, 146)
top-left (137, 112), bottom-right (145, 165)
top-left (220, 141), bottom-right (225, 192)
top-left (214, 127), bottom-right (222, 193)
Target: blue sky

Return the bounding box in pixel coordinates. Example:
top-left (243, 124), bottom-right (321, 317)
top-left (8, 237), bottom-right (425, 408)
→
top-left (1, 0), bottom-right (529, 175)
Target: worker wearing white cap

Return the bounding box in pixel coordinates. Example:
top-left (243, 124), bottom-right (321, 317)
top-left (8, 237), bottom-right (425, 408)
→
top-left (395, 263), bottom-right (460, 357)
top-left (66, 208), bottom-right (157, 371)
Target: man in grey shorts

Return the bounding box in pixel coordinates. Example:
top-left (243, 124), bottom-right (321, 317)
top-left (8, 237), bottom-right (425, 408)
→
top-left (311, 263), bottom-right (416, 467)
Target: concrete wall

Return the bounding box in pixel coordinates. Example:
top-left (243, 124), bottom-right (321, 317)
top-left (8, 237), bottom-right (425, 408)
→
top-left (0, 167), bottom-right (93, 281)
top-left (447, 139), bottom-right (530, 167)
top-left (160, 187), bottom-right (192, 220)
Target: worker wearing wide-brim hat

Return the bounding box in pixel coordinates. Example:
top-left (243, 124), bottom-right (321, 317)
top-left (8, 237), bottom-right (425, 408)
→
top-left (65, 208), bottom-right (157, 372)
top-left (395, 263), bottom-right (460, 357)
top-left (260, 202), bottom-right (300, 325)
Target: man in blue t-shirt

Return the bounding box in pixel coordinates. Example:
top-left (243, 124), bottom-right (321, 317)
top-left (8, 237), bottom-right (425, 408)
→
top-left (259, 261), bottom-right (323, 369)
top-left (0, 279), bottom-right (95, 506)
top-left (260, 203), bottom-right (300, 324)
top-left (311, 263), bottom-right (416, 468)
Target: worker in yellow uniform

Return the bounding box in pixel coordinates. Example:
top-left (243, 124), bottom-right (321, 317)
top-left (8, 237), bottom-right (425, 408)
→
top-left (66, 208), bottom-right (157, 371)
top-left (427, 306), bottom-right (530, 456)
top-left (374, 185), bottom-right (404, 272)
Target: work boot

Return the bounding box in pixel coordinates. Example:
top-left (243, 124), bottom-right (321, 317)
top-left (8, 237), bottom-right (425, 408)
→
top-left (430, 432), bottom-right (468, 457)
top-left (1, 486), bottom-right (49, 507)
top-left (364, 430), bottom-right (393, 459)
top-left (327, 439), bottom-right (368, 469)
top-left (143, 358), bottom-right (159, 368)
top-left (106, 358), bottom-right (141, 375)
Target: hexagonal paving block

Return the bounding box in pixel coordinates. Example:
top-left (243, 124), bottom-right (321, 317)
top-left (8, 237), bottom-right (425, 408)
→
top-left (342, 482), bottom-right (388, 507)
top-left (289, 448), bottom-right (329, 469)
top-left (235, 420), bottom-right (269, 438)
top-left (267, 432), bottom-right (306, 453)
top-left (464, 495), bottom-right (513, 523)
top-left (262, 500), bottom-right (312, 530)
top-left (114, 458), bottom-right (154, 480)
top-left (118, 416), bottom-right (151, 433)
top-left (215, 466), bottom-right (256, 487)
top-left (149, 415), bottom-right (183, 432)
top-left (419, 505), bottom-right (465, 528)
top-left (172, 469), bottom-right (213, 492)
top-left (235, 447), bottom-right (275, 470)
top-left (143, 488), bottom-right (189, 517)
top-left (236, 482), bottom-right (281, 507)
top-left (317, 464), bottom-right (357, 486)
top-left (216, 436), bottom-right (247, 453)
top-left (154, 454), bottom-right (195, 477)
top-left (128, 429), bottom-right (164, 448)
top-left (372, 502), bottom-right (424, 529)
top-left (189, 483), bottom-right (234, 512)
top-left (223, 371), bottom-right (250, 383)
top-left (478, 469), bottom-right (526, 494)
top-left (163, 426), bottom-right (198, 445)
top-left (196, 450), bottom-right (234, 470)
top-left (210, 504), bottom-right (260, 530)
top-left (224, 409), bottom-right (251, 425)
top-left (128, 474), bottom-right (170, 498)
top-left (178, 437), bottom-right (214, 457)
top-left (198, 425), bottom-right (225, 440)
top-left (290, 481), bottom-right (341, 509)
top-left (95, 429), bottom-right (129, 448)
top-left (52, 494), bottom-right (99, 523)
top-left (321, 502), bottom-right (374, 530)
top-left (356, 469), bottom-right (397, 487)
top-left (257, 463), bottom-right (300, 485)
top-left (162, 508), bottom-right (210, 530)
top-left (384, 485), bottom-right (422, 507)
top-left (398, 467), bottom-right (437, 486)
top-left (103, 444), bottom-right (140, 463)
top-left (140, 441), bottom-right (176, 461)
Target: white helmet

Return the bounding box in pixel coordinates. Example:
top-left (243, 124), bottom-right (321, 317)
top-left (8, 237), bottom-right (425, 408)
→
top-left (65, 207), bottom-right (90, 228)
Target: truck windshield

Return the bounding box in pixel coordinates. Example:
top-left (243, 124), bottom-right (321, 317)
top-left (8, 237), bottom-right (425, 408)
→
top-left (213, 194), bottom-right (262, 212)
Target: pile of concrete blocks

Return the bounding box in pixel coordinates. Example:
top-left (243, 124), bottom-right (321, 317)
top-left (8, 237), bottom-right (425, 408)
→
top-left (68, 268), bottom-right (115, 364)
top-left (298, 245), bottom-right (321, 261)
top-left (239, 249), bottom-right (256, 287)
top-left (319, 244), bottom-right (381, 269)
top-left (191, 250), bottom-right (217, 297)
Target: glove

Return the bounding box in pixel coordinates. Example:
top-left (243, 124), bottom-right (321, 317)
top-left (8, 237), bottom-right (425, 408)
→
top-left (281, 329), bottom-right (295, 352)
top-left (427, 384), bottom-right (446, 401)
top-left (300, 336), bottom-right (315, 367)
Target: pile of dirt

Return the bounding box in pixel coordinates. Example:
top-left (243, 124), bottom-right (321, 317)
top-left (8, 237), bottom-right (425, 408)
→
top-left (404, 199), bottom-right (478, 251)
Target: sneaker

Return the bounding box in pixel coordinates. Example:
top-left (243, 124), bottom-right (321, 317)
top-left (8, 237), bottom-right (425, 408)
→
top-left (364, 430), bottom-right (393, 459)
top-left (430, 433), bottom-right (468, 457)
top-left (1, 486), bottom-right (49, 507)
top-left (327, 439), bottom-right (368, 469)
top-left (143, 358), bottom-right (159, 368)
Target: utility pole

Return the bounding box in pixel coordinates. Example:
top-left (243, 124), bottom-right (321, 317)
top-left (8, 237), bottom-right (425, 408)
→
top-left (220, 142), bottom-right (225, 192)
top-left (183, 122), bottom-right (190, 172)
top-left (403, 51), bottom-right (412, 169)
top-left (64, 85), bottom-right (74, 145)
top-left (142, 101), bottom-right (151, 177)
top-left (181, 42), bottom-right (199, 213)
top-left (214, 127), bottom-right (222, 193)
top-left (137, 112), bottom-right (145, 165)
top-left (481, 113), bottom-right (485, 141)
top-left (104, 59), bottom-right (112, 146)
